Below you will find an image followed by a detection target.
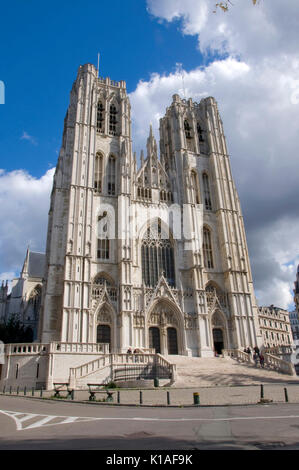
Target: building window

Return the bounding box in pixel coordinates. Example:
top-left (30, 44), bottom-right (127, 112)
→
top-left (184, 120), bottom-right (192, 139)
top-left (197, 123), bottom-right (204, 142)
top-left (94, 153), bottom-right (103, 193)
top-left (107, 155), bottom-right (116, 195)
top-left (141, 219), bottom-right (175, 288)
top-left (97, 102), bottom-right (104, 133)
top-left (191, 170), bottom-right (200, 204)
top-left (97, 238), bottom-right (109, 260)
top-left (203, 227), bottom-right (214, 269)
top-left (109, 104), bottom-right (117, 136)
top-left (202, 173), bottom-right (212, 210)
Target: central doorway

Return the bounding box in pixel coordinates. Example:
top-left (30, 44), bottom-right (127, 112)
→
top-left (213, 328), bottom-right (224, 355)
top-left (167, 327), bottom-right (178, 355)
top-left (149, 327), bottom-right (161, 353)
top-left (97, 324), bottom-right (111, 351)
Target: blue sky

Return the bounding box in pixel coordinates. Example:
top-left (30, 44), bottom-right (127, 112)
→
top-left (0, 0), bottom-right (298, 310)
top-left (0, 0), bottom-right (205, 177)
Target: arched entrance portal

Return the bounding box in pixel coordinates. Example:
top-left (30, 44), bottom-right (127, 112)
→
top-left (96, 305), bottom-right (113, 352)
top-left (211, 310), bottom-right (227, 355)
top-left (167, 327), bottom-right (178, 355)
top-left (213, 328), bottom-right (224, 355)
top-left (149, 327), bottom-right (161, 353)
top-left (147, 300), bottom-right (184, 355)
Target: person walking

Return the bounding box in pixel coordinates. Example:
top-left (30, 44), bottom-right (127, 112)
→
top-left (259, 353), bottom-right (265, 368)
top-left (253, 352), bottom-right (259, 366)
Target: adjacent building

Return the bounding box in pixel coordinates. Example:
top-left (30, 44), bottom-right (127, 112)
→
top-left (0, 249), bottom-right (44, 340)
top-left (258, 305), bottom-right (292, 348)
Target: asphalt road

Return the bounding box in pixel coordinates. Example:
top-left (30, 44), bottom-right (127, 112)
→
top-left (0, 395), bottom-right (299, 450)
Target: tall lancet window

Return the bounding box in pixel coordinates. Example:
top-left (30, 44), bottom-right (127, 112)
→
top-left (107, 155), bottom-right (116, 195)
top-left (109, 104), bottom-right (117, 136)
top-left (184, 120), bottom-right (192, 139)
top-left (97, 102), bottom-right (104, 133)
top-left (203, 227), bottom-right (214, 269)
top-left (141, 220), bottom-right (175, 288)
top-left (197, 123), bottom-right (204, 142)
top-left (94, 153), bottom-right (103, 193)
top-left (202, 173), bottom-right (212, 210)
top-left (191, 170), bottom-right (200, 204)
top-left (97, 212), bottom-right (110, 260)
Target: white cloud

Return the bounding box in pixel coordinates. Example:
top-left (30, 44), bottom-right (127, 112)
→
top-left (147, 0), bottom-right (299, 60)
top-left (0, 168), bottom-right (55, 279)
top-left (20, 131), bottom-right (37, 146)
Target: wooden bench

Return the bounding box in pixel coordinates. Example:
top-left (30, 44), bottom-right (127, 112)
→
top-left (87, 383), bottom-right (115, 402)
top-left (53, 382), bottom-right (74, 399)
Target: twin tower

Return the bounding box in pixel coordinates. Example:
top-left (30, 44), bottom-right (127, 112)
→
top-left (38, 63), bottom-right (262, 357)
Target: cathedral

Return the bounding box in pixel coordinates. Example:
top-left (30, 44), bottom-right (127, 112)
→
top-left (0, 63), bottom-right (263, 389)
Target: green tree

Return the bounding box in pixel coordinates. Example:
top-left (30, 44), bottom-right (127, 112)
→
top-left (0, 316), bottom-right (33, 343)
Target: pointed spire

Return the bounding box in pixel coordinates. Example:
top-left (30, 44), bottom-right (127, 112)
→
top-left (146, 124), bottom-right (157, 160)
top-left (21, 246), bottom-right (30, 278)
top-left (140, 150), bottom-right (144, 166)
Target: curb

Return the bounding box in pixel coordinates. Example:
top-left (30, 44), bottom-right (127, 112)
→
top-left (0, 393), bottom-right (296, 408)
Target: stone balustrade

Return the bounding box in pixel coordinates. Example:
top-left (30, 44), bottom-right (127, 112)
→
top-left (224, 348), bottom-right (295, 376)
top-left (50, 342), bottom-right (110, 354)
top-left (223, 349), bottom-right (252, 363)
top-left (264, 353), bottom-right (295, 375)
top-left (69, 354), bottom-right (111, 379)
top-left (6, 343), bottom-right (49, 355)
top-left (69, 352), bottom-right (176, 384)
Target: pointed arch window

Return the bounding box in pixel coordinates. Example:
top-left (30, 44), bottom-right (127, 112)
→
top-left (97, 102), bottom-right (104, 133)
top-left (109, 104), bottom-right (117, 136)
top-left (97, 212), bottom-right (110, 260)
top-left (141, 220), bottom-right (175, 287)
top-left (202, 173), bottom-right (212, 210)
top-left (197, 123), bottom-right (204, 142)
top-left (107, 155), bottom-right (116, 195)
top-left (94, 153), bottom-right (103, 193)
top-left (203, 227), bottom-right (214, 269)
top-left (184, 120), bottom-right (192, 139)
top-left (191, 170), bottom-right (200, 204)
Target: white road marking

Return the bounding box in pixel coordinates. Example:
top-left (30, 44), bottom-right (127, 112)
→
top-left (25, 415), bottom-right (59, 429)
top-left (1, 409), bottom-right (299, 431)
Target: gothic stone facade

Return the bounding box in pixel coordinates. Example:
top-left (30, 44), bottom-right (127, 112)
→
top-left (37, 63), bottom-right (261, 357)
top-left (0, 249), bottom-right (44, 340)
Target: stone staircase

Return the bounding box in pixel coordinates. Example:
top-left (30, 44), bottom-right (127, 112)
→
top-left (165, 355), bottom-right (299, 388)
top-left (68, 353), bottom-right (175, 389)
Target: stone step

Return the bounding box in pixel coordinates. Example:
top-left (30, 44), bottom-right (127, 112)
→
top-left (163, 355), bottom-right (299, 387)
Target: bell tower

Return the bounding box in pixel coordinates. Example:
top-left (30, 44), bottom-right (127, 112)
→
top-left (159, 94), bottom-right (262, 355)
top-left (39, 64), bottom-right (133, 345)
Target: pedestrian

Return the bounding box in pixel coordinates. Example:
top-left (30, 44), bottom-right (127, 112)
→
top-left (254, 345), bottom-right (260, 356)
top-left (133, 348), bottom-right (139, 362)
top-left (259, 354), bottom-right (265, 368)
top-left (253, 352), bottom-right (259, 366)
top-left (246, 347), bottom-right (251, 355)
top-left (127, 348), bottom-right (132, 354)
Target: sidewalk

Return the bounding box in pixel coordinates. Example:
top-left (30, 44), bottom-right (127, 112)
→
top-left (2, 383), bottom-right (299, 407)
